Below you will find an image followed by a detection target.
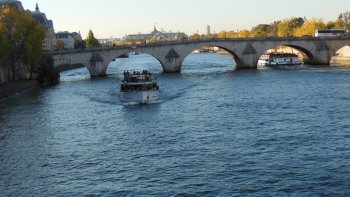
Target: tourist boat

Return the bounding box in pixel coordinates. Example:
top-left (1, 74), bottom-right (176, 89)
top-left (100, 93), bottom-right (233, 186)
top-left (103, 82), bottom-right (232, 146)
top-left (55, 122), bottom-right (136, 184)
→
top-left (120, 70), bottom-right (160, 104)
top-left (258, 53), bottom-right (302, 66)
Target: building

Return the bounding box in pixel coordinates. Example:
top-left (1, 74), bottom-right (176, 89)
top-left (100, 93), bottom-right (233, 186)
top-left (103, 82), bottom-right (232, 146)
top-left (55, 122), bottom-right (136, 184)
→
top-left (98, 37), bottom-right (122, 47)
top-left (31, 4), bottom-right (56, 51)
top-left (56, 31), bottom-right (75, 49)
top-left (0, 0), bottom-right (23, 10)
top-left (124, 27), bottom-right (188, 42)
top-left (56, 31), bottom-right (83, 49)
top-left (207, 25), bottom-right (211, 36)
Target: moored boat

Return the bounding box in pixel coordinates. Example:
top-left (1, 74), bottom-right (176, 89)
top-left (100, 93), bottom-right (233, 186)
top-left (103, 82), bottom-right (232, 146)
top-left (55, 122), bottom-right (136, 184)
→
top-left (120, 70), bottom-right (159, 104)
top-left (258, 53), bottom-right (302, 66)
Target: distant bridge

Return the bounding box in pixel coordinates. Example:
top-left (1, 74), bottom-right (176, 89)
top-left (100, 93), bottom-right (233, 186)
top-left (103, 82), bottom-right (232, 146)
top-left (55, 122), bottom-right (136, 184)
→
top-left (50, 37), bottom-right (350, 77)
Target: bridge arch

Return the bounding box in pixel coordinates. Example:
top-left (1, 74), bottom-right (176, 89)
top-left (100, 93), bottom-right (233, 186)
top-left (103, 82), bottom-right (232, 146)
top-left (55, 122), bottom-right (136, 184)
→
top-left (105, 49), bottom-right (166, 74)
top-left (257, 44), bottom-right (314, 65)
top-left (109, 52), bottom-right (165, 74)
top-left (180, 44), bottom-right (241, 70)
top-left (331, 45), bottom-right (350, 66)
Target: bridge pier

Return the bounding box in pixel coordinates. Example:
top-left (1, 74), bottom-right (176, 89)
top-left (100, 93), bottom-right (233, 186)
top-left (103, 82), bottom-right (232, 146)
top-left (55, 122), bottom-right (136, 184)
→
top-left (313, 41), bottom-right (331, 65)
top-left (87, 53), bottom-right (108, 77)
top-left (239, 54), bottom-right (259, 69)
top-left (161, 48), bottom-right (182, 73)
top-left (161, 60), bottom-right (182, 73)
top-left (238, 43), bottom-right (258, 69)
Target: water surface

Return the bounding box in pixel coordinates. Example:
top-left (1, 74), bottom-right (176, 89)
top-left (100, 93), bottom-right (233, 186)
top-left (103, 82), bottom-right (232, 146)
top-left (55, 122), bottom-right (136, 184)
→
top-left (1, 53), bottom-right (350, 196)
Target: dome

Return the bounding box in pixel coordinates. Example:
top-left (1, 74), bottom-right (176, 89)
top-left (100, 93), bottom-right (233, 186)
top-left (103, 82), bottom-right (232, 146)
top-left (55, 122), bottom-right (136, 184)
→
top-left (31, 3), bottom-right (53, 28)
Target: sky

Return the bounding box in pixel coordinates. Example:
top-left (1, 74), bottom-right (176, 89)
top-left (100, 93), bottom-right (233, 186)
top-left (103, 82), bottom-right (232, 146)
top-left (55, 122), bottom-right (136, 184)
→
top-left (21, 0), bottom-right (350, 39)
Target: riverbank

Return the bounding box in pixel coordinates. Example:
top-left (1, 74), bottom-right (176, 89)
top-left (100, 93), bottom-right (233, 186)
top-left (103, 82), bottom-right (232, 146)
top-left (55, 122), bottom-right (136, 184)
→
top-left (0, 80), bottom-right (40, 100)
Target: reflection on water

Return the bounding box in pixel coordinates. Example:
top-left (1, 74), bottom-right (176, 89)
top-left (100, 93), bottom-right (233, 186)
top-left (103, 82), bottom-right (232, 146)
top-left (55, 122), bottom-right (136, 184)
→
top-left (1, 53), bottom-right (350, 196)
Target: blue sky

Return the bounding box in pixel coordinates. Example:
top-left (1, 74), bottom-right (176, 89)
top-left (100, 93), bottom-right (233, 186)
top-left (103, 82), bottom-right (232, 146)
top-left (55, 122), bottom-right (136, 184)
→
top-left (22, 0), bottom-right (350, 39)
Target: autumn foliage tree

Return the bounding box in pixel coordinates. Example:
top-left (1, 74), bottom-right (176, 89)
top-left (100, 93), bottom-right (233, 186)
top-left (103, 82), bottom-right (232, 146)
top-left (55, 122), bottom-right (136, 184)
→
top-left (0, 5), bottom-right (46, 82)
top-left (277, 17), bottom-right (305, 37)
top-left (294, 18), bottom-right (326, 37)
top-left (187, 11), bottom-right (349, 40)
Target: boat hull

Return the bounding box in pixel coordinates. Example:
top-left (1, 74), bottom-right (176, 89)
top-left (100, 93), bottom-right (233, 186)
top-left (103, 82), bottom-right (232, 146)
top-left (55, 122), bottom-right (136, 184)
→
top-left (258, 57), bottom-right (302, 66)
top-left (120, 90), bottom-right (160, 104)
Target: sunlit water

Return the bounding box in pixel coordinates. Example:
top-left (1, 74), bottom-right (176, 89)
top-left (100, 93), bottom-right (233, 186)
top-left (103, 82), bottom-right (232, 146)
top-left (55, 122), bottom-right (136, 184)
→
top-left (1, 53), bottom-right (350, 196)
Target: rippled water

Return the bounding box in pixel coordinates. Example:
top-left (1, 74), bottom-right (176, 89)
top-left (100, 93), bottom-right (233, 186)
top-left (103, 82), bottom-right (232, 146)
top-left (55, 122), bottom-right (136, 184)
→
top-left (1, 53), bottom-right (350, 196)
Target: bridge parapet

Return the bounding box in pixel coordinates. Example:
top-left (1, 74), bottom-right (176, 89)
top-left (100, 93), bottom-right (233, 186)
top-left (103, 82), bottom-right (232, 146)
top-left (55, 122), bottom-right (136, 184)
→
top-left (50, 37), bottom-right (350, 77)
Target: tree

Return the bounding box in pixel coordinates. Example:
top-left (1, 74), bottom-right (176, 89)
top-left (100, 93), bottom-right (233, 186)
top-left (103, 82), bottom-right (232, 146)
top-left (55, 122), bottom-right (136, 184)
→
top-left (326, 21), bottom-right (336, 29)
top-left (55, 40), bottom-right (65, 50)
top-left (189, 33), bottom-right (201, 40)
top-left (250, 24), bottom-right (270, 37)
top-left (178, 35), bottom-right (187, 41)
top-left (294, 18), bottom-right (326, 37)
top-left (85, 30), bottom-right (100, 48)
top-left (226, 31), bottom-right (237, 38)
top-left (0, 5), bottom-right (46, 82)
top-left (267, 21), bottom-right (280, 37)
top-left (74, 39), bottom-right (85, 49)
top-left (237, 30), bottom-right (250, 38)
top-left (218, 31), bottom-right (228, 38)
top-left (278, 17), bottom-right (305, 37)
top-left (37, 54), bottom-right (59, 85)
top-left (338, 11), bottom-right (350, 29)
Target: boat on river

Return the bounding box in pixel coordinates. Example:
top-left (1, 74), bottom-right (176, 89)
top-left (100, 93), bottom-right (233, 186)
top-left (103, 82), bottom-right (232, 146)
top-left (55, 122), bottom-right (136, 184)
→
top-left (120, 70), bottom-right (159, 104)
top-left (258, 53), bottom-right (302, 66)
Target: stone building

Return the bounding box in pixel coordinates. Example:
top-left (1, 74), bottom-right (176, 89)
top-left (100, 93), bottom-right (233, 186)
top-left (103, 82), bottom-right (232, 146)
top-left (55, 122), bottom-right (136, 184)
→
top-left (56, 31), bottom-right (82, 49)
top-left (56, 31), bottom-right (75, 49)
top-left (31, 3), bottom-right (56, 51)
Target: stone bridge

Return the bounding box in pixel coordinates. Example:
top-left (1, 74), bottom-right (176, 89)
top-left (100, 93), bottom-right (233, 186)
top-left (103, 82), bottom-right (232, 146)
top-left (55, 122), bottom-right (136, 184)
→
top-left (50, 37), bottom-right (350, 77)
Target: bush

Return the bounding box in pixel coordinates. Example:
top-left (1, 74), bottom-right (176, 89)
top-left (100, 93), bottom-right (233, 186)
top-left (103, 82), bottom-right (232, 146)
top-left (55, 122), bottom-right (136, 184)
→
top-left (37, 54), bottom-right (60, 85)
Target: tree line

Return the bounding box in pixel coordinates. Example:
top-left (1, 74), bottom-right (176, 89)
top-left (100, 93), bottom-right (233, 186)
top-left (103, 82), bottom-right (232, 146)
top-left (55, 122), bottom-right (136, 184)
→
top-left (189, 11), bottom-right (350, 40)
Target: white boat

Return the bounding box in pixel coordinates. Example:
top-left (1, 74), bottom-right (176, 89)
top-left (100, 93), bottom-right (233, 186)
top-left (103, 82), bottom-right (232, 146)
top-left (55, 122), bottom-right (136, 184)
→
top-left (120, 70), bottom-right (160, 104)
top-left (258, 53), bottom-right (302, 66)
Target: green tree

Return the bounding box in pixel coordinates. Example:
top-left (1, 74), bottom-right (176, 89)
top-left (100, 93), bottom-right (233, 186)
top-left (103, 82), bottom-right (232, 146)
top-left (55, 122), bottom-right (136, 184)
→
top-left (85, 30), bottom-right (100, 48)
top-left (326, 21), bottom-right (336, 29)
top-left (178, 35), bottom-right (187, 41)
top-left (0, 5), bottom-right (46, 82)
top-left (74, 39), bottom-right (85, 49)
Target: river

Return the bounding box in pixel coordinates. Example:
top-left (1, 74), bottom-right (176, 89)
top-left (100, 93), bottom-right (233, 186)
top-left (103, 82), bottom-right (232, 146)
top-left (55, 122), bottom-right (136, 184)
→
top-left (1, 53), bottom-right (350, 196)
